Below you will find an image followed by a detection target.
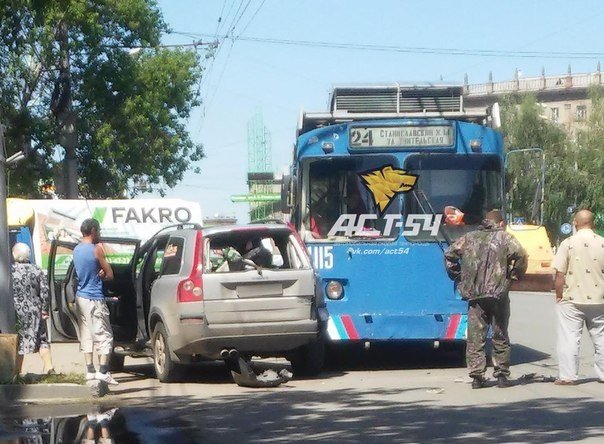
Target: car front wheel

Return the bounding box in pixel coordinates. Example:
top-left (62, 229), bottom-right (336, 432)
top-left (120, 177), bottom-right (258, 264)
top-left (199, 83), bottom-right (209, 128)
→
top-left (152, 322), bottom-right (180, 382)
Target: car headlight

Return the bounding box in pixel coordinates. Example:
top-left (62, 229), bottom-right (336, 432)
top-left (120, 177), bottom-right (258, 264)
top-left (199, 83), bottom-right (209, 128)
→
top-left (326, 281), bottom-right (344, 300)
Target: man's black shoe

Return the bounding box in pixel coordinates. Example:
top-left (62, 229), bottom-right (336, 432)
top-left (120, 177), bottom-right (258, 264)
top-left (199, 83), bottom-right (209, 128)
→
top-left (497, 375), bottom-right (512, 388)
top-left (471, 377), bottom-right (485, 389)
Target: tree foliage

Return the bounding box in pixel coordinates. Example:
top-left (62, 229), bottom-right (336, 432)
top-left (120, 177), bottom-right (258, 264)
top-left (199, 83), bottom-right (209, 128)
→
top-left (0, 0), bottom-right (203, 197)
top-left (576, 87), bottom-right (604, 220)
top-left (500, 90), bottom-right (604, 243)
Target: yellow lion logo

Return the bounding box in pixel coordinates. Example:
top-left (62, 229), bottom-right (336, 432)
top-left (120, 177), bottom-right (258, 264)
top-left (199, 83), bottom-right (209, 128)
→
top-left (360, 165), bottom-right (418, 215)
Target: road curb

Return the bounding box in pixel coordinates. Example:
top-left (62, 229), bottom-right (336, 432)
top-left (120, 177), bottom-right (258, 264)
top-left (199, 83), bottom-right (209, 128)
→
top-left (0, 383), bottom-right (92, 404)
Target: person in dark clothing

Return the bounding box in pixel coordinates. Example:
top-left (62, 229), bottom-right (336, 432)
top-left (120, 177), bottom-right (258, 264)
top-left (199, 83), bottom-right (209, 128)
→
top-left (444, 210), bottom-right (528, 389)
top-left (241, 239), bottom-right (273, 268)
top-left (243, 243), bottom-right (272, 268)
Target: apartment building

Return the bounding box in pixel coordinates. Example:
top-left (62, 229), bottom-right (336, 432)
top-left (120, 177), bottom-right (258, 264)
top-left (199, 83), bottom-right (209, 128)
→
top-left (463, 65), bottom-right (602, 136)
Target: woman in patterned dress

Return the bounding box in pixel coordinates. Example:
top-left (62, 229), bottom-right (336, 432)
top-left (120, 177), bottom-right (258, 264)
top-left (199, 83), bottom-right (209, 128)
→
top-left (11, 243), bottom-right (55, 374)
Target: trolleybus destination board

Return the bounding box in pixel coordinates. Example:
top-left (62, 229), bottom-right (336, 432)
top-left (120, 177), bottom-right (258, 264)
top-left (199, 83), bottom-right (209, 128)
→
top-left (350, 125), bottom-right (454, 148)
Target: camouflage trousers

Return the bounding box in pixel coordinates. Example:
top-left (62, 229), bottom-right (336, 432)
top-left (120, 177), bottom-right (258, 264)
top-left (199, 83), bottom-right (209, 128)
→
top-left (466, 296), bottom-right (511, 378)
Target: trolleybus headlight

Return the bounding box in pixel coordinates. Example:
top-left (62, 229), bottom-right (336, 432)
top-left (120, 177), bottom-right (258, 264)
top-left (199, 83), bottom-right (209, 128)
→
top-left (326, 281), bottom-right (344, 300)
top-left (470, 139), bottom-right (482, 152)
top-left (321, 141), bottom-right (334, 153)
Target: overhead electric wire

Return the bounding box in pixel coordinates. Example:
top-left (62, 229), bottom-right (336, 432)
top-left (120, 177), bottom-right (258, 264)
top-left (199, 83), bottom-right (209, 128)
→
top-left (169, 32), bottom-right (604, 60)
top-left (199, 0), bottom-right (258, 119)
top-left (216, 0), bottom-right (237, 37)
top-left (170, 30), bottom-right (204, 40)
top-left (444, 10), bottom-right (604, 79)
top-left (204, 39), bottom-right (236, 112)
top-left (170, 3), bottom-right (242, 122)
top-left (214, 0), bottom-right (228, 38)
top-left (226, 0), bottom-right (246, 37)
top-left (169, 2), bottom-right (268, 132)
top-left (229, 0), bottom-right (253, 36)
top-left (237, 0), bottom-right (266, 39)
top-left (100, 40), bottom-right (215, 49)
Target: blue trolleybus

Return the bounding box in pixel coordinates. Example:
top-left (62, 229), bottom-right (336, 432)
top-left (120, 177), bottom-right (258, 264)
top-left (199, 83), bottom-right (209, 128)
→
top-left (282, 85), bottom-right (505, 351)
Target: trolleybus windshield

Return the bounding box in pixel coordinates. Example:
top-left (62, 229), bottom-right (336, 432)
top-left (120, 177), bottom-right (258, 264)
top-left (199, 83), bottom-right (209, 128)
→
top-left (303, 155), bottom-right (401, 241)
top-left (404, 154), bottom-right (503, 242)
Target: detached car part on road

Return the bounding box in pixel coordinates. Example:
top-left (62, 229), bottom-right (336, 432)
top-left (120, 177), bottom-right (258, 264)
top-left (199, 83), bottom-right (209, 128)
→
top-left (49, 223), bottom-right (328, 382)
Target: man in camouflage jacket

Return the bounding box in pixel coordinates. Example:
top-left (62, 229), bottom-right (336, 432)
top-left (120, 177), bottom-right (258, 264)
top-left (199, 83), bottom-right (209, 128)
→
top-left (444, 210), bottom-right (528, 389)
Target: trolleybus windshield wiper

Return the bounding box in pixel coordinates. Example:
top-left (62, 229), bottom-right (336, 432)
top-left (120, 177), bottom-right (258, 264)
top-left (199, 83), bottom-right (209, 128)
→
top-left (411, 188), bottom-right (452, 251)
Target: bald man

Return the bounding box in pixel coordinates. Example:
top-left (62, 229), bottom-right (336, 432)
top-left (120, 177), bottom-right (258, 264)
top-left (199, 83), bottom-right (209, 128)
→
top-left (552, 209), bottom-right (604, 385)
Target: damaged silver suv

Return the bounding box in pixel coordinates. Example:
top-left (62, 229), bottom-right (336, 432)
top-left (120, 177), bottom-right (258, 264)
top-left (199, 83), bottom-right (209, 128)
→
top-left (50, 223), bottom-right (327, 382)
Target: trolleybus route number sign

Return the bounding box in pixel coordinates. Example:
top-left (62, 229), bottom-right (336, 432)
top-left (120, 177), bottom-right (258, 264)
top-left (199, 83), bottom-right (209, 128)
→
top-left (350, 125), bottom-right (453, 148)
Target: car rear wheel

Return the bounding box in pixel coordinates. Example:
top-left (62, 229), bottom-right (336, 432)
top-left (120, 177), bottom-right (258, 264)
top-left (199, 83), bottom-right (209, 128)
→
top-left (152, 322), bottom-right (180, 382)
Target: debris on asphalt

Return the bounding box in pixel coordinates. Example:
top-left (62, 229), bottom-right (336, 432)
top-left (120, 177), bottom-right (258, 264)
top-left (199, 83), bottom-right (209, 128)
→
top-left (228, 357), bottom-right (293, 388)
top-left (426, 388), bottom-right (445, 394)
top-left (518, 373), bottom-right (556, 383)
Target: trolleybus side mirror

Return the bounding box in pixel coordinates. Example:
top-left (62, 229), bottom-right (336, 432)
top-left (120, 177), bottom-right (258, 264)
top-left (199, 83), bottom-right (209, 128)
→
top-left (281, 174), bottom-right (292, 214)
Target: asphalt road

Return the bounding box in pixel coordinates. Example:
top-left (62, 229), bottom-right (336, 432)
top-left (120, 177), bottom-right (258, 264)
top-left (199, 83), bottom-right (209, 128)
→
top-left (13, 291), bottom-right (604, 443)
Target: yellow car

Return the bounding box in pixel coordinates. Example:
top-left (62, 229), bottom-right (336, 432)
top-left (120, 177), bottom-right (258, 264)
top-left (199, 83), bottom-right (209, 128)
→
top-left (507, 225), bottom-right (554, 292)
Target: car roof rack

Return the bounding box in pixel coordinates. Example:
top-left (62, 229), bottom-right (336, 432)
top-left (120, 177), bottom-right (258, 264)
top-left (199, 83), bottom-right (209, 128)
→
top-left (147, 223), bottom-right (203, 240)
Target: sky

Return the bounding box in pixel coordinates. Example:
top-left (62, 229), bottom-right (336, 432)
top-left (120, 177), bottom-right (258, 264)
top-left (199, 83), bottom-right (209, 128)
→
top-left (152, 0), bottom-right (604, 224)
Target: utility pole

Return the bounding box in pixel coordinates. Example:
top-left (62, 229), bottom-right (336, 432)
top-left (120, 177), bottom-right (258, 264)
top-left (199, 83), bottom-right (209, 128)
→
top-left (54, 21), bottom-right (79, 198)
top-left (0, 124), bottom-right (16, 333)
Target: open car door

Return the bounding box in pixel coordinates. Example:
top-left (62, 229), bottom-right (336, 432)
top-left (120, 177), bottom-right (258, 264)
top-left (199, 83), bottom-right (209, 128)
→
top-left (96, 237), bottom-right (141, 343)
top-left (48, 240), bottom-right (79, 340)
top-left (135, 234), bottom-right (172, 342)
top-left (48, 237), bottom-right (141, 342)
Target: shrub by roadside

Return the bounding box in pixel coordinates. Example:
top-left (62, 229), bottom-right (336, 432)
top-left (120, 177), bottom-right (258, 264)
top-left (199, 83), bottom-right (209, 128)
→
top-left (4, 373), bottom-right (86, 385)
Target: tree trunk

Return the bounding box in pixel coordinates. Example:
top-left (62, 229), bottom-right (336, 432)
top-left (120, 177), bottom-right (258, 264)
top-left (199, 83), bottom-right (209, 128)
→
top-left (61, 113), bottom-right (79, 198)
top-left (56, 22), bottom-right (79, 199)
top-left (0, 126), bottom-right (16, 335)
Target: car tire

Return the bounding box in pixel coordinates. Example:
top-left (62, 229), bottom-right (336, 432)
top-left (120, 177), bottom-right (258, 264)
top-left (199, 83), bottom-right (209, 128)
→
top-left (152, 322), bottom-right (181, 383)
top-left (290, 336), bottom-right (325, 377)
top-left (107, 353), bottom-right (125, 373)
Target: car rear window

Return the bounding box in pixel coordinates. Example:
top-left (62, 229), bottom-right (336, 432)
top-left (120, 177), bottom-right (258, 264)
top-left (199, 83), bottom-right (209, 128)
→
top-left (206, 228), bottom-right (309, 273)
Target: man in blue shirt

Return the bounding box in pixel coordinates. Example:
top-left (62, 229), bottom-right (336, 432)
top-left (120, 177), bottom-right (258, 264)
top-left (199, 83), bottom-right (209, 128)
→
top-left (73, 218), bottom-right (118, 385)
